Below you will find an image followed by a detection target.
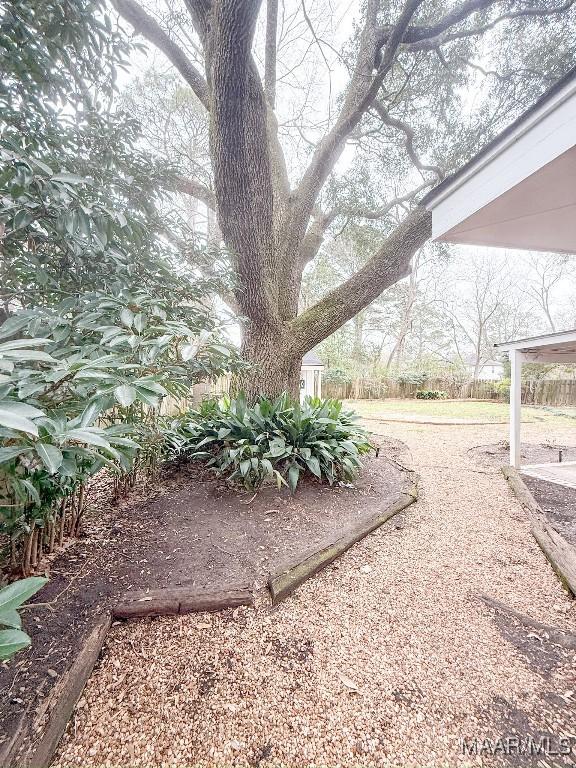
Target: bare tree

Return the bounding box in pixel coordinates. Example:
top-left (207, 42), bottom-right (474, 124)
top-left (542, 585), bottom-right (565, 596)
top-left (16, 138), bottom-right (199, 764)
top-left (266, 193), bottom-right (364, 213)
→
top-left (113, 0), bottom-right (574, 397)
top-left (524, 253), bottom-right (573, 332)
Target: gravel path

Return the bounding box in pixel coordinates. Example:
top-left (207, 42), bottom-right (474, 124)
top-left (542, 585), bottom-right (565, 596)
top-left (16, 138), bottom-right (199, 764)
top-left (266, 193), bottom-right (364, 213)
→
top-left (53, 422), bottom-right (576, 768)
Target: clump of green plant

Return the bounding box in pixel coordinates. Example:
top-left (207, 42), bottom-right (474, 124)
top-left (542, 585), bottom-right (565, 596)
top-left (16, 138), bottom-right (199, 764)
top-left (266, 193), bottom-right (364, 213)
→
top-left (0, 576), bottom-right (46, 660)
top-left (415, 390), bottom-right (448, 400)
top-left (173, 394), bottom-right (373, 493)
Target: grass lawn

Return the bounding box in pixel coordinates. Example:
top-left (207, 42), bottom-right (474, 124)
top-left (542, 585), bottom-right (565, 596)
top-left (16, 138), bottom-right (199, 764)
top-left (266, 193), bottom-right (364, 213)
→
top-left (346, 398), bottom-right (576, 424)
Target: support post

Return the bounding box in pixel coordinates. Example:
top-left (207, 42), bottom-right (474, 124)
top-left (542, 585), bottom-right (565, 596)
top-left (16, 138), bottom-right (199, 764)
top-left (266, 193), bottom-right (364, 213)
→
top-left (510, 349), bottom-right (523, 469)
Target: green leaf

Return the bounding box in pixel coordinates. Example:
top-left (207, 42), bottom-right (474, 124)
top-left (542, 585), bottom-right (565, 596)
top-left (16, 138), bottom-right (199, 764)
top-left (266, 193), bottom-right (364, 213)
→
top-left (180, 343), bottom-right (198, 361)
top-left (0, 338), bottom-right (52, 350)
top-left (0, 446), bottom-right (33, 464)
top-left (0, 316), bottom-right (31, 340)
top-left (13, 209), bottom-right (35, 230)
top-left (0, 577), bottom-right (47, 615)
top-left (114, 384), bottom-right (137, 407)
top-left (305, 456), bottom-right (321, 478)
top-left (0, 629), bottom-right (31, 661)
top-left (35, 443), bottom-right (63, 473)
top-left (66, 428), bottom-right (111, 449)
top-left (0, 608), bottom-right (21, 629)
top-left (268, 437), bottom-right (286, 457)
top-left (51, 172), bottom-right (89, 185)
top-left (120, 308), bottom-right (134, 328)
top-left (133, 313), bottom-right (147, 332)
top-left (0, 401), bottom-right (44, 419)
top-left (0, 408), bottom-right (39, 436)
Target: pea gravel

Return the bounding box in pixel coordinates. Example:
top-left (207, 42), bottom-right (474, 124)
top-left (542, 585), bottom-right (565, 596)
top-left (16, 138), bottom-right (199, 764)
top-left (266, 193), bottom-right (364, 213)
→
top-left (53, 421), bottom-right (576, 768)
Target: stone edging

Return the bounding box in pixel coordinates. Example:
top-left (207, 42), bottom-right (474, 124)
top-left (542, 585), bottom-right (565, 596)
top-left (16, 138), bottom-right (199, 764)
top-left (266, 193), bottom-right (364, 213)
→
top-left (502, 465), bottom-right (576, 597)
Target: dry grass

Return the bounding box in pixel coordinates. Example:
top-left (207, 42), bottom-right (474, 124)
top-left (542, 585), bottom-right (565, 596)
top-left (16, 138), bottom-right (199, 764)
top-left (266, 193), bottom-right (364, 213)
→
top-left (53, 420), bottom-right (576, 768)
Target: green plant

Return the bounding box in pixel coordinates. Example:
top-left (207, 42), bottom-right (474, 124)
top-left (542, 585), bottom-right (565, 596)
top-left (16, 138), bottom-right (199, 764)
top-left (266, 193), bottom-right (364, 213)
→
top-left (173, 394), bottom-right (373, 493)
top-left (415, 390), bottom-right (448, 400)
top-left (0, 576), bottom-right (47, 660)
top-left (0, 0), bottom-right (244, 575)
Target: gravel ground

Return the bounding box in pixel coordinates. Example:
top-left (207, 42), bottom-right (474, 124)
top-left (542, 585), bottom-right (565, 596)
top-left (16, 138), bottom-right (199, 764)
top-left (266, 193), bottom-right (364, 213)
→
top-left (53, 422), bottom-right (576, 768)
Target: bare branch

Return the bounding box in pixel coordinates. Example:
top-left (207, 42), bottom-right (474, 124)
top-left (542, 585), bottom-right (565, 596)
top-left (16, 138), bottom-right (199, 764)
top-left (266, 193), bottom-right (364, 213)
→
top-left (395, 1), bottom-right (576, 50)
top-left (340, 181), bottom-right (437, 220)
top-left (370, 102), bottom-right (444, 180)
top-left (113, 0), bottom-right (210, 110)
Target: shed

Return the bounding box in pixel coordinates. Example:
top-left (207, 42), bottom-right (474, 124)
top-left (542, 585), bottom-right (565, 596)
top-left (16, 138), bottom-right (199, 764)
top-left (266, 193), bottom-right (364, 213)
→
top-left (300, 351), bottom-right (324, 402)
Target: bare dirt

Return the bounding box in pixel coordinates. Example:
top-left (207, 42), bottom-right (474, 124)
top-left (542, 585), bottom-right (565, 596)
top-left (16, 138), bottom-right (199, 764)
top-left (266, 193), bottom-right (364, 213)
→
top-left (0, 449), bottom-right (409, 755)
top-left (522, 475), bottom-right (576, 549)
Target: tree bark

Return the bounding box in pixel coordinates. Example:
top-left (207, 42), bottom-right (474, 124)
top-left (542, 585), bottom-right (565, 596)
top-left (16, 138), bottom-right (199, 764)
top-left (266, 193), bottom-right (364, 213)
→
top-left (237, 325), bottom-right (302, 400)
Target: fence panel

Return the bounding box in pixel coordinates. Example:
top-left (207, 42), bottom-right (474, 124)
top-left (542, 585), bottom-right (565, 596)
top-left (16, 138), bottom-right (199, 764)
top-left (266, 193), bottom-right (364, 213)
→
top-left (323, 377), bottom-right (576, 406)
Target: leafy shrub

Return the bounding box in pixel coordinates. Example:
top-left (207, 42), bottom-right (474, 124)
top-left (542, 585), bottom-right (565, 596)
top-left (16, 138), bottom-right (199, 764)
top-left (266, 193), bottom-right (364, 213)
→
top-left (415, 390), bottom-right (448, 400)
top-left (0, 576), bottom-right (46, 660)
top-left (171, 394), bottom-right (373, 493)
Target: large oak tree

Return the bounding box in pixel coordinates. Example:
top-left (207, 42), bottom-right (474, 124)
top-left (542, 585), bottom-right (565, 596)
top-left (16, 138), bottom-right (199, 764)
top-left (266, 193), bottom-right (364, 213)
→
top-left (113, 0), bottom-right (574, 397)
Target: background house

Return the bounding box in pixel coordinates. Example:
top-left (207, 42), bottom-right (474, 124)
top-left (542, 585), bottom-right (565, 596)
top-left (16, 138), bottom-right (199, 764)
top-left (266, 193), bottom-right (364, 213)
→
top-left (300, 351), bottom-right (324, 402)
top-left (466, 359), bottom-right (505, 381)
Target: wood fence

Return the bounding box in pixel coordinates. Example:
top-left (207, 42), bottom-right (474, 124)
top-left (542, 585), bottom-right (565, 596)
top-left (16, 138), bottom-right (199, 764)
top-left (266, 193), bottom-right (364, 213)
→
top-left (162, 375), bottom-right (576, 410)
top-left (323, 378), bottom-right (576, 406)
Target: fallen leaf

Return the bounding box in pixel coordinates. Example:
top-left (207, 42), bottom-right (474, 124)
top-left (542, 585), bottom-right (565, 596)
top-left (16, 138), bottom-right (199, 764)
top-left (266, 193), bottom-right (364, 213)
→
top-left (339, 673), bottom-right (360, 693)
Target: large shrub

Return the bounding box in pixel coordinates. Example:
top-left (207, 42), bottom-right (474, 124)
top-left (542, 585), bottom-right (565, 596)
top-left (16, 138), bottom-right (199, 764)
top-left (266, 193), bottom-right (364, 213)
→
top-left (0, 0), bottom-right (243, 575)
top-left (171, 395), bottom-right (373, 493)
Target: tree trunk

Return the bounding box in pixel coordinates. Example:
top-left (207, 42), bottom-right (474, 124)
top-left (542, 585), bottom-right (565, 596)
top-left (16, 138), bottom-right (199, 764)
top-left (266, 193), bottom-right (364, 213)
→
top-left (237, 326), bottom-right (302, 401)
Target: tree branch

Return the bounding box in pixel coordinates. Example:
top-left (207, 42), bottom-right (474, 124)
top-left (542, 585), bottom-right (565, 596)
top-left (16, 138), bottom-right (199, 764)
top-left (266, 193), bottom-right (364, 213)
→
top-left (370, 102), bottom-right (444, 180)
top-left (278, 0), bottom-right (425, 320)
top-left (113, 0), bottom-right (211, 110)
top-left (338, 181), bottom-right (436, 221)
top-left (171, 176), bottom-right (216, 210)
top-left (379, 0), bottom-right (575, 51)
top-left (290, 207), bottom-right (432, 351)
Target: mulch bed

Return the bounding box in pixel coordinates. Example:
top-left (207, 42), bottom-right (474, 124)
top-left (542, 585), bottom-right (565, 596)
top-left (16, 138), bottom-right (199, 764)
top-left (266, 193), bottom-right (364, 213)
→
top-left (521, 476), bottom-right (576, 550)
top-left (469, 441), bottom-right (576, 550)
top-left (469, 440), bottom-right (576, 468)
top-left (0, 444), bottom-right (412, 756)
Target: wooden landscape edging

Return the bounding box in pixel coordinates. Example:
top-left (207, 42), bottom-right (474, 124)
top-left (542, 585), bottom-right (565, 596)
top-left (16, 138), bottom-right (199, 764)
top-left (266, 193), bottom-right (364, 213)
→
top-left (268, 481), bottom-right (418, 604)
top-left (113, 585), bottom-right (255, 619)
top-left (2, 613), bottom-right (111, 768)
top-left (502, 465), bottom-right (576, 597)
top-left (2, 473), bottom-right (418, 767)
top-left (1, 585), bottom-right (255, 768)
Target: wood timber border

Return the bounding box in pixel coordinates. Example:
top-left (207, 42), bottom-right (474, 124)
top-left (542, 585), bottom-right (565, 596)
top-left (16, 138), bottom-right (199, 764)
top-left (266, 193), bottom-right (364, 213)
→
top-left (2, 477), bottom-right (418, 768)
top-left (502, 465), bottom-right (576, 597)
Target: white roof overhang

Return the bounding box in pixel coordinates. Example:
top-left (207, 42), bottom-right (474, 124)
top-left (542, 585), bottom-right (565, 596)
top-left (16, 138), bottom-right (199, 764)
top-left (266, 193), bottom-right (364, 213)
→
top-left (495, 328), bottom-right (576, 363)
top-left (424, 68), bottom-right (576, 254)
